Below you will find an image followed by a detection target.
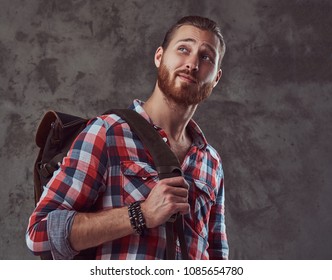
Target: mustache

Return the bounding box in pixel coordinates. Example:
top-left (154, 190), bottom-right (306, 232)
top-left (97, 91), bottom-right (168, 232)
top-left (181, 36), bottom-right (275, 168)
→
top-left (175, 69), bottom-right (198, 83)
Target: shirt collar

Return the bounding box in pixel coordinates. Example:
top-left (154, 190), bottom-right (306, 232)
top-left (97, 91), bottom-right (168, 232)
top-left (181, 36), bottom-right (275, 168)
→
top-left (187, 118), bottom-right (208, 150)
top-left (129, 99), bottom-right (208, 150)
top-left (129, 99), bottom-right (154, 123)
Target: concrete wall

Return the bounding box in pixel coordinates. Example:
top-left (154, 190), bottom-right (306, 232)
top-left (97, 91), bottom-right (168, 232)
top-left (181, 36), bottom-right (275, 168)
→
top-left (0, 0), bottom-right (331, 259)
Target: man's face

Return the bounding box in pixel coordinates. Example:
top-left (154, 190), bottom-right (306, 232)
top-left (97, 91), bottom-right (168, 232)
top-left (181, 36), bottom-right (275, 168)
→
top-left (156, 25), bottom-right (222, 106)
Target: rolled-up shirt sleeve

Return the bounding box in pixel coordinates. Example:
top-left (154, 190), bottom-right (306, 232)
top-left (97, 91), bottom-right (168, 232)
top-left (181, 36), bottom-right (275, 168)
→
top-left (47, 210), bottom-right (79, 259)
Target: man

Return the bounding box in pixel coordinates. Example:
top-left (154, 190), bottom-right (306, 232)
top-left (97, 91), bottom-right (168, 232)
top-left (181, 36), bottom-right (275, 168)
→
top-left (26, 15), bottom-right (228, 260)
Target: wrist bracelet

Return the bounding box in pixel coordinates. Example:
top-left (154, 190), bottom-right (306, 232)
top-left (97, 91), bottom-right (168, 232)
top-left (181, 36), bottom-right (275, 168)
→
top-left (128, 201), bottom-right (146, 235)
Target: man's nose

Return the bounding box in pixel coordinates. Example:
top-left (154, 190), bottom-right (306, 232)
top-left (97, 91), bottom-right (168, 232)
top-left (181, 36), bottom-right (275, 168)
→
top-left (185, 55), bottom-right (199, 72)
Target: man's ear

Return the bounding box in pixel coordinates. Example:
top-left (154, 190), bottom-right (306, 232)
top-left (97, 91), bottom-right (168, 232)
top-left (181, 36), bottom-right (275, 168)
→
top-left (213, 69), bottom-right (223, 88)
top-left (154, 47), bottom-right (163, 68)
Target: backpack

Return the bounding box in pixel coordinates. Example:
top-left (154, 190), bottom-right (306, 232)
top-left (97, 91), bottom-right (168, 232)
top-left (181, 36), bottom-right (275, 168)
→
top-left (34, 109), bottom-right (189, 260)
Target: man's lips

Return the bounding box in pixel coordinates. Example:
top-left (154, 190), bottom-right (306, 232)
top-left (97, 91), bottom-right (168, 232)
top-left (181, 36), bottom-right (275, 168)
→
top-left (177, 73), bottom-right (197, 84)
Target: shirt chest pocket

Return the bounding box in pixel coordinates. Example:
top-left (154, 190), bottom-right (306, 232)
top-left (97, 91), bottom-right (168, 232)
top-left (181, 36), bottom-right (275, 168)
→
top-left (120, 160), bottom-right (158, 205)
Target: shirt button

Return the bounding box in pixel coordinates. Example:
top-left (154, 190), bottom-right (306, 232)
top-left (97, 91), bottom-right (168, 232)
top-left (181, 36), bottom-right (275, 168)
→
top-left (142, 177), bottom-right (147, 181)
top-left (162, 137), bottom-right (168, 142)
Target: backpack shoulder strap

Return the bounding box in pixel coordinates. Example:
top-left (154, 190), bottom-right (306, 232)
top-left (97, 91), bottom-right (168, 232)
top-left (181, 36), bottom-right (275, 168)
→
top-left (107, 109), bottom-right (182, 178)
top-left (105, 109), bottom-right (189, 260)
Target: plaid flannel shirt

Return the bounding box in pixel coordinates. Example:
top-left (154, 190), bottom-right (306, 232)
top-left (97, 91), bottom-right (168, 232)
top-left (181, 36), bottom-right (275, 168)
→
top-left (26, 99), bottom-right (228, 260)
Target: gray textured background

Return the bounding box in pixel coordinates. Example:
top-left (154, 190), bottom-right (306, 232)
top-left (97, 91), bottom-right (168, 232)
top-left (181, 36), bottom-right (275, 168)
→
top-left (0, 0), bottom-right (331, 260)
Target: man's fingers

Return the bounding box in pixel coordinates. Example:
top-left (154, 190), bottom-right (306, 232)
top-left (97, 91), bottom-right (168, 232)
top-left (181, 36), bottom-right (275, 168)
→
top-left (175, 203), bottom-right (190, 215)
top-left (169, 187), bottom-right (188, 198)
top-left (160, 176), bottom-right (189, 189)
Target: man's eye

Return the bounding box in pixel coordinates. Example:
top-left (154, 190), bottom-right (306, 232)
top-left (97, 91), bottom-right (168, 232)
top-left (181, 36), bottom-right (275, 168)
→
top-left (202, 54), bottom-right (214, 63)
top-left (178, 47), bottom-right (188, 53)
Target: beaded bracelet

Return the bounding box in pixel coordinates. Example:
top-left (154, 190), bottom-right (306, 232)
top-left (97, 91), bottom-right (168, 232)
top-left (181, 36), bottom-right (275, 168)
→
top-left (128, 201), bottom-right (146, 235)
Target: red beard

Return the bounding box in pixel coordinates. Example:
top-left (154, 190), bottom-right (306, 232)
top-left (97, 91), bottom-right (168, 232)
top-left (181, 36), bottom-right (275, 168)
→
top-left (157, 62), bottom-right (214, 106)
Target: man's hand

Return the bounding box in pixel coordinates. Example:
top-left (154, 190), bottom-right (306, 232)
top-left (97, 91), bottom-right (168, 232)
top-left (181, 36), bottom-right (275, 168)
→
top-left (140, 176), bottom-right (190, 228)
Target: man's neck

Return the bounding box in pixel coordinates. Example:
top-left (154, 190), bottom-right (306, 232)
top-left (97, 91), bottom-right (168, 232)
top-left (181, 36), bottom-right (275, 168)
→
top-left (143, 86), bottom-right (197, 143)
